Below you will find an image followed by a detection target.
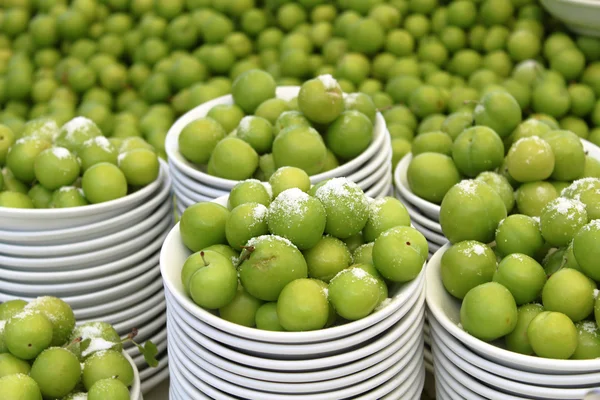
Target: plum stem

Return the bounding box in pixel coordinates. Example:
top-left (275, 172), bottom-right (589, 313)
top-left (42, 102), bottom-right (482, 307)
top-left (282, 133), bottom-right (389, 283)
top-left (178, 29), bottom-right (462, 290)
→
top-left (236, 246), bottom-right (255, 267)
top-left (464, 100), bottom-right (479, 105)
top-left (200, 251), bottom-right (209, 267)
top-left (64, 336), bottom-right (82, 350)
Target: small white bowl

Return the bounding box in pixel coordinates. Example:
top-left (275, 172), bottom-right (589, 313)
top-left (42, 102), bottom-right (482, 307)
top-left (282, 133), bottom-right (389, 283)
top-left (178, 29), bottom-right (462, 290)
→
top-left (0, 160), bottom-right (167, 231)
top-left (430, 316), bottom-right (600, 388)
top-left (0, 199), bottom-right (172, 257)
top-left (172, 188), bottom-right (196, 210)
top-left (434, 363), bottom-right (480, 400)
top-left (164, 285), bottom-right (424, 359)
top-left (356, 149), bottom-right (391, 191)
top-left (394, 154), bottom-right (441, 221)
top-left (169, 324), bottom-right (423, 400)
top-left (129, 329), bottom-right (168, 369)
top-left (432, 327), bottom-right (595, 399)
top-left (0, 171), bottom-right (172, 246)
top-left (364, 168), bottom-right (392, 199)
top-left (123, 352), bottom-right (142, 400)
top-left (541, 0), bottom-right (600, 37)
top-left (168, 312), bottom-right (423, 395)
top-left (171, 177), bottom-right (214, 203)
top-left (169, 165), bottom-right (229, 199)
top-left (426, 245), bottom-right (600, 374)
top-left (0, 215), bottom-right (172, 270)
top-left (160, 193), bottom-right (426, 345)
top-left (165, 87), bottom-right (387, 190)
top-left (168, 349), bottom-right (230, 400)
top-left (343, 134), bottom-right (391, 185)
top-left (166, 299), bottom-right (425, 372)
top-left (411, 219), bottom-right (449, 246)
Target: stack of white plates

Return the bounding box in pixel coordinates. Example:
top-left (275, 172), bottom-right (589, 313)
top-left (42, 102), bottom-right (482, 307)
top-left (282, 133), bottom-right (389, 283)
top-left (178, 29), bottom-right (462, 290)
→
top-left (427, 245), bottom-right (600, 400)
top-left (160, 195), bottom-right (427, 400)
top-left (0, 161), bottom-right (172, 393)
top-left (166, 87), bottom-right (393, 217)
top-left (393, 154), bottom-right (449, 258)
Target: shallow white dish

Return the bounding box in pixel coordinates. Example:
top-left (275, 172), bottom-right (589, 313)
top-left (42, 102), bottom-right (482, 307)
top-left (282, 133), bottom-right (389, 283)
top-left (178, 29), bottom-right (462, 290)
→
top-left (78, 288), bottom-right (165, 326)
top-left (169, 350), bottom-right (233, 400)
top-left (541, 0), bottom-right (600, 37)
top-left (164, 282), bottom-right (424, 359)
top-left (140, 360), bottom-right (170, 394)
top-left (356, 148), bottom-right (392, 191)
top-left (170, 328), bottom-right (423, 400)
top-left (170, 165), bottom-right (230, 198)
top-left (0, 168), bottom-right (172, 245)
top-left (394, 154), bottom-right (441, 221)
top-left (433, 328), bottom-right (596, 399)
top-left (0, 199), bottom-right (172, 258)
top-left (364, 169), bottom-right (392, 199)
top-left (168, 311), bottom-right (423, 395)
top-left (411, 219), bottom-right (448, 246)
top-left (426, 245), bottom-right (600, 374)
top-left (0, 160), bottom-right (167, 231)
top-left (0, 216), bottom-right (172, 271)
top-left (167, 296), bottom-right (425, 372)
top-left (165, 291), bottom-right (425, 383)
top-left (160, 196), bottom-right (427, 345)
top-left (342, 136), bottom-right (390, 186)
top-left (395, 189), bottom-right (443, 233)
top-left (171, 174), bottom-right (215, 202)
top-left (165, 87), bottom-right (387, 189)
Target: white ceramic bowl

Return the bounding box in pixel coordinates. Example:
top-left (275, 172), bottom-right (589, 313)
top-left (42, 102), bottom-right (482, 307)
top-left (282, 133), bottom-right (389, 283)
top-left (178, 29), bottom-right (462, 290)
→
top-left (0, 199), bottom-right (171, 258)
top-left (432, 327), bottom-right (596, 399)
top-left (0, 215), bottom-right (172, 271)
top-left (165, 87), bottom-right (387, 189)
top-left (165, 282), bottom-right (424, 358)
top-left (411, 219), bottom-right (448, 246)
top-left (394, 154), bottom-right (441, 221)
top-left (541, 0), bottom-right (600, 37)
top-left (430, 316), bottom-right (600, 388)
top-left (426, 245), bottom-right (600, 374)
top-left (356, 148), bottom-right (392, 191)
top-left (78, 288), bottom-right (165, 326)
top-left (123, 352), bottom-right (142, 400)
top-left (395, 188), bottom-right (443, 233)
top-left (0, 160), bottom-right (167, 231)
top-left (166, 298), bottom-right (425, 372)
top-left (0, 170), bottom-right (172, 246)
top-left (342, 135), bottom-right (391, 185)
top-left (161, 213), bottom-right (426, 344)
top-left (169, 165), bottom-right (230, 198)
top-left (171, 177), bottom-right (213, 203)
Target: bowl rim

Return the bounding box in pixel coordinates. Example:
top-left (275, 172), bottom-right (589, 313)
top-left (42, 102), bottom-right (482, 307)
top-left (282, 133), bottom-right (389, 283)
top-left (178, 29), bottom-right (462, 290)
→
top-left (426, 245), bottom-right (600, 373)
top-left (123, 352), bottom-right (141, 400)
top-left (165, 86), bottom-right (387, 189)
top-left (0, 159), bottom-right (167, 221)
top-left (160, 217), bottom-right (426, 343)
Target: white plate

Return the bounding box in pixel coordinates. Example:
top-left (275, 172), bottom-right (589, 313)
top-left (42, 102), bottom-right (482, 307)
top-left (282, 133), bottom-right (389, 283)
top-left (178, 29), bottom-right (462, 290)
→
top-left (78, 288), bottom-right (165, 326)
top-left (426, 245), bottom-right (600, 374)
top-left (164, 282), bottom-right (423, 359)
top-left (432, 343), bottom-right (524, 400)
top-left (433, 327), bottom-right (600, 398)
top-left (166, 297), bottom-right (425, 372)
top-left (114, 299), bottom-right (166, 334)
top-left (0, 169), bottom-right (172, 245)
top-left (355, 147), bottom-right (392, 191)
top-left (0, 216), bottom-right (172, 271)
top-left (0, 252), bottom-right (160, 295)
top-left (170, 164), bottom-right (229, 199)
top-left (411, 219), bottom-right (448, 246)
top-left (395, 189), bottom-right (443, 233)
top-left (126, 325), bottom-right (168, 361)
top-left (169, 330), bottom-right (423, 400)
top-left (430, 315), bottom-right (600, 387)
top-left (0, 226), bottom-right (167, 283)
top-left (171, 173), bottom-right (216, 202)
top-left (160, 215), bottom-right (426, 344)
top-left (0, 160), bottom-right (167, 231)
top-left (0, 199), bottom-right (172, 258)
top-left (172, 188), bottom-right (196, 210)
top-left (169, 352), bottom-right (232, 399)
top-left (394, 154), bottom-right (441, 221)
top-left (364, 168), bottom-right (392, 199)
top-left (165, 87), bottom-right (387, 189)
top-left (72, 278), bottom-right (165, 319)
top-left (168, 311), bottom-right (423, 395)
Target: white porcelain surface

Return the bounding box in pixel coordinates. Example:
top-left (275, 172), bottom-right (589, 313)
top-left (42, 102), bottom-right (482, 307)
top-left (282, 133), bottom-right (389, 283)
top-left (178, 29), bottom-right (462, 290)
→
top-left (395, 189), bottom-right (443, 233)
top-left (394, 154), bottom-right (441, 221)
top-left (541, 0), bottom-right (600, 37)
top-left (411, 219), bottom-right (449, 246)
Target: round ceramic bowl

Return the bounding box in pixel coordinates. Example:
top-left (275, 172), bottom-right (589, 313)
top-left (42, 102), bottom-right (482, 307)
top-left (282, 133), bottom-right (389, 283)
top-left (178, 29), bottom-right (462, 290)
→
top-left (396, 189), bottom-right (443, 234)
top-left (0, 160), bottom-right (167, 231)
top-left (0, 169), bottom-right (172, 246)
top-left (123, 352), bottom-right (142, 400)
top-left (426, 245), bottom-right (600, 374)
top-left (393, 154), bottom-right (440, 221)
top-left (165, 87), bottom-right (388, 190)
top-left (164, 283), bottom-right (424, 359)
top-left (160, 196), bottom-right (427, 345)
top-left (541, 0), bottom-right (600, 37)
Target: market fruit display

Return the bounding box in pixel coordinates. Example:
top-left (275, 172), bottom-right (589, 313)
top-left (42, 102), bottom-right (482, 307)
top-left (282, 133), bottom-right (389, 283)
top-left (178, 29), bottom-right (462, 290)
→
top-left (178, 173), bottom-right (427, 331)
top-left (438, 178), bottom-right (600, 360)
top-left (178, 73), bottom-right (376, 180)
top-left (0, 296), bottom-right (158, 400)
top-left (0, 116), bottom-right (160, 209)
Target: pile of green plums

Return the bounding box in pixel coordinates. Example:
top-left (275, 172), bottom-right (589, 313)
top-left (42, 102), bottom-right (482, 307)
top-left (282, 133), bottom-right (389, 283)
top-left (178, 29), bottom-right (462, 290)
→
top-left (438, 176), bottom-right (600, 360)
top-left (0, 116), bottom-right (160, 209)
top-left (179, 71), bottom-right (376, 181)
top-left (0, 296), bottom-right (139, 400)
top-left (178, 167), bottom-right (427, 332)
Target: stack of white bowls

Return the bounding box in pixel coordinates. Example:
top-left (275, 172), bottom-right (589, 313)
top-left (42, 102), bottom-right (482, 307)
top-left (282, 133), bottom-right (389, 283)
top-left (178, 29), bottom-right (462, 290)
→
top-left (393, 154), bottom-right (449, 257)
top-left (427, 245), bottom-right (600, 399)
top-left (160, 196), bottom-right (427, 400)
top-left (166, 87), bottom-right (393, 217)
top-left (0, 161), bottom-right (172, 393)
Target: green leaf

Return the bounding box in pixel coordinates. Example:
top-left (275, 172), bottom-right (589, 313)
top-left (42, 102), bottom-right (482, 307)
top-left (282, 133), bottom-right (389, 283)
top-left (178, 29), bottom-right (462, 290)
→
top-left (80, 338), bottom-right (91, 353)
top-left (137, 340), bottom-right (159, 368)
